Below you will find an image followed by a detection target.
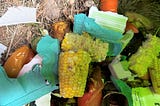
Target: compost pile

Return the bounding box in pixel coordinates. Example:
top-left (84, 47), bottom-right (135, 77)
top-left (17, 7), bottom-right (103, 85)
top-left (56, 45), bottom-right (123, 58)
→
top-left (0, 0), bottom-right (160, 106)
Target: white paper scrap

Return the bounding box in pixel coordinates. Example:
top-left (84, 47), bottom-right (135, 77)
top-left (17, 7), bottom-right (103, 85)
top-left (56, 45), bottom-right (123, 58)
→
top-left (18, 54), bottom-right (42, 77)
top-left (0, 43), bottom-right (7, 58)
top-left (0, 6), bottom-right (37, 26)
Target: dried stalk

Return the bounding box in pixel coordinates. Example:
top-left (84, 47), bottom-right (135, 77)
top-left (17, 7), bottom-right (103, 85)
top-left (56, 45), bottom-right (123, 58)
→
top-left (5, 26), bottom-right (17, 60)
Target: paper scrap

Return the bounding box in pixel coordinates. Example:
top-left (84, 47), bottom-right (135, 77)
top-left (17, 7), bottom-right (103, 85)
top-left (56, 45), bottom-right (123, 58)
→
top-left (18, 54), bottom-right (42, 77)
top-left (0, 6), bottom-right (37, 26)
top-left (0, 43), bottom-right (7, 58)
top-left (35, 93), bottom-right (51, 106)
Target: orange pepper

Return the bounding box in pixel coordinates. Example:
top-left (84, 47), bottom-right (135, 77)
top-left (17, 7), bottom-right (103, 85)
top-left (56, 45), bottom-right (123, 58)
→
top-left (100, 0), bottom-right (118, 13)
top-left (3, 45), bottom-right (35, 78)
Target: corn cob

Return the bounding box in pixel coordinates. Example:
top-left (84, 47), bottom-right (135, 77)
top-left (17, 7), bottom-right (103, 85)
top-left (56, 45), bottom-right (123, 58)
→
top-left (59, 50), bottom-right (91, 98)
top-left (149, 57), bottom-right (160, 94)
top-left (129, 35), bottom-right (160, 78)
top-left (61, 32), bottom-right (108, 62)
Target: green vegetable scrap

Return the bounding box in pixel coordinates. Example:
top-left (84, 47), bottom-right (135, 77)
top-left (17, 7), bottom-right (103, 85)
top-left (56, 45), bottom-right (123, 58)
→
top-left (129, 35), bottom-right (160, 78)
top-left (132, 87), bottom-right (160, 106)
top-left (111, 76), bottom-right (133, 106)
top-left (126, 78), bottom-right (151, 88)
top-left (125, 12), bottom-right (153, 30)
top-left (89, 6), bottom-right (128, 34)
top-left (108, 56), bottom-right (132, 79)
top-left (120, 30), bottom-right (134, 51)
top-left (118, 0), bottom-right (160, 35)
top-left (149, 56), bottom-right (160, 94)
top-left (61, 32), bottom-right (109, 62)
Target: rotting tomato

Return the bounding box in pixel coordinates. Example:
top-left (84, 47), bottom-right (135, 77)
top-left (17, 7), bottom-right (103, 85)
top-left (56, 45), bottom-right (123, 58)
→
top-left (3, 45), bottom-right (35, 78)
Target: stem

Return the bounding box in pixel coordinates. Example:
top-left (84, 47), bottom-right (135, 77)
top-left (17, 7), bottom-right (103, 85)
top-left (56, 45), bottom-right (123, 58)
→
top-left (154, 27), bottom-right (160, 36)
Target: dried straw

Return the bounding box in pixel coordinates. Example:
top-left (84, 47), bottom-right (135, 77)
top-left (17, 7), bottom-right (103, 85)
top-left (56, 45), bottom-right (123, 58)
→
top-left (0, 0), bottom-right (97, 62)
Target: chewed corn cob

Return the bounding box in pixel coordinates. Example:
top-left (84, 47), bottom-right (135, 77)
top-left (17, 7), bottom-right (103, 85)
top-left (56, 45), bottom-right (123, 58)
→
top-left (61, 32), bottom-right (108, 62)
top-left (149, 57), bottom-right (160, 94)
top-left (129, 35), bottom-right (160, 78)
top-left (59, 50), bottom-right (91, 98)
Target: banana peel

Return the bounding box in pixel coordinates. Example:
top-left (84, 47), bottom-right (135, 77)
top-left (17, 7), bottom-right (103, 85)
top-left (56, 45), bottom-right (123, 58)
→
top-left (125, 12), bottom-right (153, 30)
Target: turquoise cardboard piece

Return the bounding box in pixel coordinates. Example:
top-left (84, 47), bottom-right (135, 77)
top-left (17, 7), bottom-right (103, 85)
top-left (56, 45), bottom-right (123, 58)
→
top-left (37, 35), bottom-right (60, 84)
top-left (73, 13), bottom-right (123, 56)
top-left (0, 35), bottom-right (60, 106)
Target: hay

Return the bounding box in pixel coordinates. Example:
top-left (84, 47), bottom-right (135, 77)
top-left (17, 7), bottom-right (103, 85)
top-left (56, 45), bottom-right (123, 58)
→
top-left (0, 0), bottom-right (97, 61)
top-left (0, 0), bottom-right (41, 60)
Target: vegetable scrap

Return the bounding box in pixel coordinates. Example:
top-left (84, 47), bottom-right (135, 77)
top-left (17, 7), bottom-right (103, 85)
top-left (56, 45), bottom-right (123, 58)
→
top-left (59, 50), bottom-right (91, 98)
top-left (78, 66), bottom-right (104, 106)
top-left (51, 21), bottom-right (71, 41)
top-left (3, 45), bottom-right (35, 78)
top-left (129, 35), bottom-right (160, 79)
top-left (99, 0), bottom-right (118, 12)
top-left (0, 0), bottom-right (160, 106)
top-left (132, 87), bottom-right (160, 106)
top-left (61, 32), bottom-right (109, 62)
top-left (89, 6), bottom-right (128, 34)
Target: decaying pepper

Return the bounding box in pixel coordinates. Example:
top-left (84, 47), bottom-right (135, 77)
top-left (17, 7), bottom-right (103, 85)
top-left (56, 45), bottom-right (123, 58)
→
top-left (3, 45), bottom-right (35, 78)
top-left (78, 66), bottom-right (104, 106)
top-left (125, 22), bottom-right (139, 33)
top-left (52, 21), bottom-right (70, 41)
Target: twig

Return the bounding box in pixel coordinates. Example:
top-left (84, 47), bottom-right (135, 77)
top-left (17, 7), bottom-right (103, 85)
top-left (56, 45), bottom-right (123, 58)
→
top-left (5, 26), bottom-right (18, 60)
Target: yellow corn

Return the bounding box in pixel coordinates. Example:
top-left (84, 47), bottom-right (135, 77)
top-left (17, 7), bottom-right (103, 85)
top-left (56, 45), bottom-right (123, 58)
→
top-left (61, 32), bottom-right (108, 62)
top-left (59, 50), bottom-right (91, 98)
